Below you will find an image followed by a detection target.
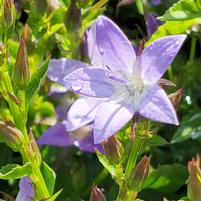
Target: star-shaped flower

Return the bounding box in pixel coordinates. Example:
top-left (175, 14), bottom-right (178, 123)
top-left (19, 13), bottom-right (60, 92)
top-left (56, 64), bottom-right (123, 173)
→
top-left (63, 16), bottom-right (186, 144)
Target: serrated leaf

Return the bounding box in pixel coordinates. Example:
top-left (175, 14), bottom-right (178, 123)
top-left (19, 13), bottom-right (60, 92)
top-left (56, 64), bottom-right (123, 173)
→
top-left (41, 161), bottom-right (56, 196)
top-left (171, 111), bottom-right (201, 143)
top-left (143, 164), bottom-right (188, 193)
top-left (0, 163), bottom-right (31, 180)
top-left (159, 0), bottom-right (201, 21)
top-left (146, 18), bottom-right (201, 45)
top-left (25, 57), bottom-right (49, 108)
top-left (96, 151), bottom-right (117, 178)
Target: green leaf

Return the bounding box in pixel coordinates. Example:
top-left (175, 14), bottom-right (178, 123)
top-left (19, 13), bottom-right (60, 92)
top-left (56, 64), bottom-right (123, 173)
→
top-left (0, 163), bottom-right (31, 180)
top-left (143, 164), bottom-right (188, 193)
top-left (96, 151), bottom-right (117, 178)
top-left (25, 57), bottom-right (49, 108)
top-left (146, 18), bottom-right (201, 45)
top-left (145, 135), bottom-right (168, 147)
top-left (171, 111), bottom-right (201, 143)
top-left (41, 161), bottom-right (56, 196)
top-left (159, 0), bottom-right (201, 21)
top-left (48, 189), bottom-right (63, 201)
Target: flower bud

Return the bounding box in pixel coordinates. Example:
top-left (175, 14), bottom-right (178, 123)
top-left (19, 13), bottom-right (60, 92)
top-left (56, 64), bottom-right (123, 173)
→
top-left (117, 0), bottom-right (136, 8)
top-left (127, 155), bottom-right (150, 191)
top-left (90, 185), bottom-right (107, 201)
top-left (13, 36), bottom-right (30, 90)
top-left (3, 0), bottom-right (14, 26)
top-left (169, 88), bottom-right (184, 108)
top-left (188, 155), bottom-right (201, 201)
top-left (27, 128), bottom-right (41, 165)
top-left (64, 0), bottom-right (81, 32)
top-left (102, 135), bottom-right (124, 165)
top-left (0, 120), bottom-right (24, 151)
top-left (22, 24), bottom-right (32, 45)
top-left (157, 78), bottom-right (176, 88)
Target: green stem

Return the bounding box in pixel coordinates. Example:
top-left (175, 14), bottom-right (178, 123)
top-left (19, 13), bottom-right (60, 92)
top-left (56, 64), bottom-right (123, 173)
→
top-left (125, 137), bottom-right (144, 179)
top-left (20, 148), bottom-right (50, 200)
top-left (189, 37), bottom-right (196, 61)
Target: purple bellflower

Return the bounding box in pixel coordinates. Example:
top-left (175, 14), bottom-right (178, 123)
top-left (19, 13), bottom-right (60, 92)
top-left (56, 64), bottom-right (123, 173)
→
top-left (151, 0), bottom-right (162, 6)
top-left (63, 16), bottom-right (186, 144)
top-left (146, 13), bottom-right (163, 38)
top-left (16, 177), bottom-right (35, 201)
top-left (38, 96), bottom-right (103, 152)
top-left (38, 22), bottom-right (103, 152)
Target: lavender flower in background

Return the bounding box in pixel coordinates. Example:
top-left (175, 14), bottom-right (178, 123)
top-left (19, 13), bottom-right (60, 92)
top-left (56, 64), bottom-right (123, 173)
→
top-left (16, 177), bottom-right (34, 201)
top-left (151, 0), bottom-right (162, 6)
top-left (38, 97), bottom-right (103, 152)
top-left (146, 13), bottom-right (163, 38)
top-left (64, 16), bottom-right (186, 144)
top-left (38, 21), bottom-right (103, 152)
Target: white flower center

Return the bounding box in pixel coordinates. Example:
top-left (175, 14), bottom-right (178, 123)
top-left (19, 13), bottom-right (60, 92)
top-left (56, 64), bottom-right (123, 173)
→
top-left (109, 75), bottom-right (146, 111)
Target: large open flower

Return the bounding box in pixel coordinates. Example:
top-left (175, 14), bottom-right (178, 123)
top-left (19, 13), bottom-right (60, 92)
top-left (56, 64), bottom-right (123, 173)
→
top-left (63, 16), bottom-right (186, 144)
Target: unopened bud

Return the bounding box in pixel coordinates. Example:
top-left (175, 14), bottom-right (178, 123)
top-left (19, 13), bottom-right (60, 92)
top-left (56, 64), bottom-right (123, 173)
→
top-left (157, 78), bottom-right (176, 88)
top-left (102, 135), bottom-right (124, 165)
top-left (0, 120), bottom-right (24, 151)
top-left (188, 155), bottom-right (201, 201)
top-left (27, 128), bottom-right (41, 165)
top-left (65, 0), bottom-right (81, 32)
top-left (117, 0), bottom-right (136, 8)
top-left (3, 0), bottom-right (14, 26)
top-left (127, 155), bottom-right (150, 191)
top-left (13, 36), bottom-right (30, 90)
top-left (169, 89), bottom-right (184, 108)
top-left (90, 185), bottom-right (107, 201)
top-left (22, 24), bottom-right (32, 45)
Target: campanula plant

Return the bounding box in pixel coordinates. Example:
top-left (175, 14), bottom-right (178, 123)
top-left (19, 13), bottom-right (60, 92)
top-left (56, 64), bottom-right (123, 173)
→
top-left (0, 0), bottom-right (201, 200)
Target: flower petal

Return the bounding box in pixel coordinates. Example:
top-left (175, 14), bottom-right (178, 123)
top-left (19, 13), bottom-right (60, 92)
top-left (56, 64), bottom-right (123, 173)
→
top-left (37, 121), bottom-right (74, 147)
top-left (16, 177), bottom-right (34, 201)
top-left (94, 102), bottom-right (135, 144)
top-left (47, 58), bottom-right (89, 86)
top-left (139, 35), bottom-right (186, 83)
top-left (96, 15), bottom-right (136, 74)
top-left (66, 97), bottom-right (102, 131)
top-left (86, 23), bottom-right (103, 67)
top-left (139, 85), bottom-right (179, 125)
top-left (146, 13), bottom-right (162, 38)
top-left (78, 134), bottom-right (103, 153)
top-left (63, 67), bottom-right (115, 98)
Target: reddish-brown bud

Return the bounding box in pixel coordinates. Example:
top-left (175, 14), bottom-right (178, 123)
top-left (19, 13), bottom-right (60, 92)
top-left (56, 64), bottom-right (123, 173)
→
top-left (127, 155), bottom-right (150, 191)
top-left (13, 36), bottom-right (30, 90)
top-left (102, 135), bottom-right (124, 165)
top-left (0, 120), bottom-right (24, 151)
top-left (27, 128), bottom-right (41, 164)
top-left (157, 78), bottom-right (176, 88)
top-left (3, 0), bottom-right (14, 26)
top-left (188, 155), bottom-right (201, 201)
top-left (117, 0), bottom-right (136, 8)
top-left (169, 88), bottom-right (184, 108)
top-left (90, 185), bottom-right (107, 201)
top-left (22, 24), bottom-right (32, 45)
top-left (65, 0), bottom-right (81, 32)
